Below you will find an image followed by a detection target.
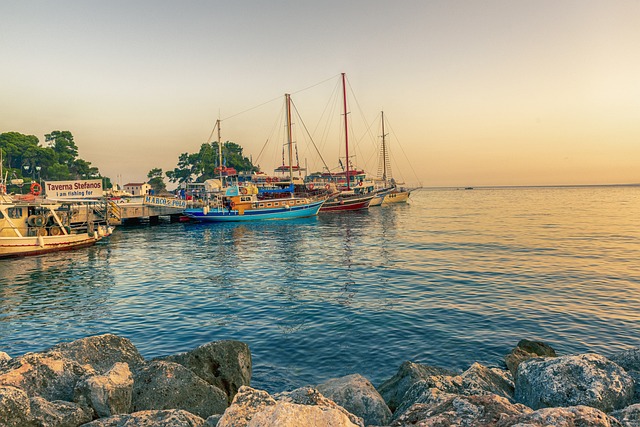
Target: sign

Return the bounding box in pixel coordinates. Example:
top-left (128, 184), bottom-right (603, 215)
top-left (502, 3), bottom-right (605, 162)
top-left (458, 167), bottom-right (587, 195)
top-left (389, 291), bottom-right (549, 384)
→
top-left (143, 195), bottom-right (187, 209)
top-left (45, 180), bottom-right (103, 198)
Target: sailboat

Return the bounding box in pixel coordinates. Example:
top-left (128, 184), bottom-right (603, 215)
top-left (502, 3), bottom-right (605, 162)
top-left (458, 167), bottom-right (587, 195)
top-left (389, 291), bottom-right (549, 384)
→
top-left (183, 94), bottom-right (326, 222)
top-left (319, 73), bottom-right (375, 212)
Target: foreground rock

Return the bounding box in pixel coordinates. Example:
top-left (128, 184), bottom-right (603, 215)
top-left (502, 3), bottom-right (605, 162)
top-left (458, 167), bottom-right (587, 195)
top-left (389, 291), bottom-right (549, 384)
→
top-left (0, 385), bottom-right (33, 427)
top-left (218, 386), bottom-right (363, 427)
top-left (513, 405), bottom-right (622, 427)
top-left (317, 373), bottom-right (391, 426)
top-left (611, 403), bottom-right (640, 427)
top-left (29, 396), bottom-right (94, 427)
top-left (515, 353), bottom-right (634, 412)
top-left (158, 340), bottom-right (251, 405)
top-left (82, 409), bottom-right (205, 426)
top-left (74, 361), bottom-right (133, 417)
top-left (504, 339), bottom-right (557, 377)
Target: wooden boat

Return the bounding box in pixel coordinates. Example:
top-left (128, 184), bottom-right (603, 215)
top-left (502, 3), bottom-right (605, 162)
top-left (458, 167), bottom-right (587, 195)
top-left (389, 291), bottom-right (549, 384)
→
top-left (184, 94), bottom-right (327, 222)
top-left (0, 193), bottom-right (112, 258)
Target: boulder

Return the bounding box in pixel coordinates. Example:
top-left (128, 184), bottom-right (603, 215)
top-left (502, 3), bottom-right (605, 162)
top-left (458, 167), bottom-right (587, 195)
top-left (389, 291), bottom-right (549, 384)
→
top-left (81, 409), bottom-right (205, 426)
top-left (0, 352), bottom-right (10, 363)
top-left (611, 403), bottom-right (640, 427)
top-left (317, 374), bottom-right (391, 426)
top-left (609, 348), bottom-right (640, 372)
top-left (512, 405), bottom-right (622, 427)
top-left (275, 387), bottom-right (364, 426)
top-left (132, 361), bottom-right (227, 419)
top-left (0, 351), bottom-right (90, 401)
top-left (390, 392), bottom-right (532, 427)
top-left (0, 385), bottom-right (34, 427)
top-left (29, 396), bottom-right (94, 427)
top-left (218, 386), bottom-right (362, 427)
top-left (515, 353), bottom-right (634, 412)
top-left (47, 334), bottom-right (144, 374)
top-left (376, 361), bottom-right (456, 412)
top-left (205, 414), bottom-right (222, 426)
top-left (158, 340), bottom-right (251, 405)
top-left (505, 339), bottom-right (556, 377)
top-left (74, 362), bottom-right (133, 417)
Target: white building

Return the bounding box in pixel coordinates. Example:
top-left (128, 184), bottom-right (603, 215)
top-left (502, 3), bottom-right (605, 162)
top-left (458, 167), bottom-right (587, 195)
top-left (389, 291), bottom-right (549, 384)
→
top-left (123, 182), bottom-right (151, 196)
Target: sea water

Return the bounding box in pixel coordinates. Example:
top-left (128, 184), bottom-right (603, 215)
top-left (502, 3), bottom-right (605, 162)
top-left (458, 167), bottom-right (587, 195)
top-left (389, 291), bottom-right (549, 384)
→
top-left (1, 186), bottom-right (639, 392)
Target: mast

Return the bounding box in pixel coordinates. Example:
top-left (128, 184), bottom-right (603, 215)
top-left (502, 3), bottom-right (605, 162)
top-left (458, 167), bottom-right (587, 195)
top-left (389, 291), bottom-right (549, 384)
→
top-left (217, 119), bottom-right (223, 182)
top-left (285, 94), bottom-right (294, 182)
top-left (381, 111), bottom-right (387, 182)
top-left (341, 72), bottom-right (350, 190)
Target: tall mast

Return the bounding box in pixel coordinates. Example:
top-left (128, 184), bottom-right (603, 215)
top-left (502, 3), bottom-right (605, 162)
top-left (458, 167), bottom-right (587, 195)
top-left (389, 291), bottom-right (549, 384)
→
top-left (342, 72), bottom-right (350, 190)
top-left (381, 111), bottom-right (387, 181)
top-left (217, 119), bottom-right (223, 181)
top-left (285, 94), bottom-right (294, 182)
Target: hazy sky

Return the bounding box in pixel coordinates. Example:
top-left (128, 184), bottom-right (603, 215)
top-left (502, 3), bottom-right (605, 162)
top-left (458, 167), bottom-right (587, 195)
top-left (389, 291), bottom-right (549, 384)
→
top-left (2, 1), bottom-right (639, 187)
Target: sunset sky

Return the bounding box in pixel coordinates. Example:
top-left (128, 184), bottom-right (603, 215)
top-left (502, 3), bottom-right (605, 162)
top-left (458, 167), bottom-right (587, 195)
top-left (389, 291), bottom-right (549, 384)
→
top-left (2, 1), bottom-right (639, 187)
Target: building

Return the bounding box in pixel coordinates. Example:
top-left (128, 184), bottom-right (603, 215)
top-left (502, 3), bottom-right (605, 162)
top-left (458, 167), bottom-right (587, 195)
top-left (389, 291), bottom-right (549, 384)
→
top-left (123, 182), bottom-right (151, 196)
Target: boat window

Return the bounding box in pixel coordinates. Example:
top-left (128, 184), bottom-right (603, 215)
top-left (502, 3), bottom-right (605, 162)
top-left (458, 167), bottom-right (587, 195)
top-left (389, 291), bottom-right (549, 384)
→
top-left (259, 203), bottom-right (264, 208)
top-left (274, 202), bottom-right (279, 206)
top-left (7, 208), bottom-right (22, 219)
top-left (267, 203), bottom-right (272, 207)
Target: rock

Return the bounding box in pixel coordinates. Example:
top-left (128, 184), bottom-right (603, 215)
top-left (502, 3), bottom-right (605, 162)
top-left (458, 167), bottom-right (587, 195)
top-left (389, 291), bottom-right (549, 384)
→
top-left (218, 386), bottom-right (362, 427)
top-left (390, 392), bottom-right (532, 427)
top-left (0, 351), bottom-right (89, 401)
top-left (515, 353), bottom-right (634, 412)
top-left (317, 374), bottom-right (391, 426)
top-left (0, 352), bottom-right (11, 363)
top-left (376, 361), bottom-right (456, 412)
top-left (0, 385), bottom-right (34, 427)
top-left (158, 340), bottom-right (251, 406)
top-left (512, 405), bottom-right (622, 427)
top-left (611, 403), bottom-right (640, 427)
top-left (205, 414), bottom-right (222, 426)
top-left (29, 396), bottom-right (94, 427)
top-left (391, 363), bottom-right (514, 420)
top-left (275, 387), bottom-right (364, 427)
top-left (81, 409), bottom-right (205, 426)
top-left (505, 339), bottom-right (557, 377)
top-left (609, 348), bottom-right (640, 372)
top-left (132, 361), bottom-right (227, 419)
top-left (74, 362), bottom-right (133, 417)
top-left (47, 334), bottom-right (144, 374)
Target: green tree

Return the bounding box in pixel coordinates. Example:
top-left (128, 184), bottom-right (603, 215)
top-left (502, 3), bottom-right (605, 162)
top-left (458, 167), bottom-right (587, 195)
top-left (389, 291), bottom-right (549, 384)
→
top-left (147, 168), bottom-right (166, 193)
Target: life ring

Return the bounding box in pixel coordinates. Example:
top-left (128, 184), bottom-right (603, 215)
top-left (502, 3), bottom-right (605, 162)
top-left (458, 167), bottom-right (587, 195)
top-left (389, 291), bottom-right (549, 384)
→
top-left (30, 182), bottom-right (42, 196)
top-left (240, 187), bottom-right (248, 195)
top-left (325, 184), bottom-right (330, 190)
top-left (265, 177), bottom-right (271, 183)
top-left (358, 181), bottom-right (363, 187)
top-left (230, 201), bottom-right (235, 208)
top-left (308, 183), bottom-right (314, 190)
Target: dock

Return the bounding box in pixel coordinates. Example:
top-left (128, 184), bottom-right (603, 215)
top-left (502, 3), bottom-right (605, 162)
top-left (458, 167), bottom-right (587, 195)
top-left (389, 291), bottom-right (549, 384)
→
top-left (107, 195), bottom-right (187, 225)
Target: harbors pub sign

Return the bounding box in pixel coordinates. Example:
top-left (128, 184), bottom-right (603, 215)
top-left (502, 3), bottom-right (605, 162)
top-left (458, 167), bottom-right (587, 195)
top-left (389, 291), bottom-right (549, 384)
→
top-left (45, 180), bottom-right (104, 198)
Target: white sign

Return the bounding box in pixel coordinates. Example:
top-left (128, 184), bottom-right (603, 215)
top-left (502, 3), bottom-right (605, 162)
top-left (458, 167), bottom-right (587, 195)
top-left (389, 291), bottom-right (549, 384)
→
top-left (143, 195), bottom-right (187, 209)
top-left (45, 180), bottom-right (104, 198)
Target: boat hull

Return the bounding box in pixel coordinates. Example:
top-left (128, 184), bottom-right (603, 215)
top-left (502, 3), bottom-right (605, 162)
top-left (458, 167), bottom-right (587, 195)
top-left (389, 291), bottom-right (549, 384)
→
top-left (320, 196), bottom-right (372, 212)
top-left (382, 191), bottom-right (410, 204)
top-left (184, 200), bottom-right (323, 222)
top-left (0, 233), bottom-right (101, 258)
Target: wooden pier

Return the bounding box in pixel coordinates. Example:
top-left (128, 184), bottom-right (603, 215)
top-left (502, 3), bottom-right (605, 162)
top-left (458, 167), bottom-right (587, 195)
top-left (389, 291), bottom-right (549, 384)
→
top-left (108, 196), bottom-right (187, 225)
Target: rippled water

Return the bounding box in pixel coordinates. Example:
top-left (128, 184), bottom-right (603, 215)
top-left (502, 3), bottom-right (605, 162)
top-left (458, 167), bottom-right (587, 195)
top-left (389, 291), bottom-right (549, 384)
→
top-left (1, 186), bottom-right (640, 392)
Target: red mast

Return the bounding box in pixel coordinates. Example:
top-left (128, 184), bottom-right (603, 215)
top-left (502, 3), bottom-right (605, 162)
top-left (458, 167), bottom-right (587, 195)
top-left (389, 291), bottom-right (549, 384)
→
top-left (342, 72), bottom-right (350, 190)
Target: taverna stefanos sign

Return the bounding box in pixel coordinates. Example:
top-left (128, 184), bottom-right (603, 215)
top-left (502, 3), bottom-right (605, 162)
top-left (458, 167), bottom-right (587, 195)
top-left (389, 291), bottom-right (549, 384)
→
top-left (45, 180), bottom-right (104, 198)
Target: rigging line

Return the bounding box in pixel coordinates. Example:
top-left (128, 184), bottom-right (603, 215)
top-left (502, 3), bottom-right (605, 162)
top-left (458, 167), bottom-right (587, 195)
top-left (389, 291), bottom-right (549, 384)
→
top-left (386, 116), bottom-right (423, 186)
top-left (254, 101), bottom-right (286, 166)
top-left (204, 119), bottom-right (220, 144)
top-left (291, 73), bottom-right (341, 96)
top-left (345, 75), bottom-right (378, 173)
top-left (291, 98), bottom-right (332, 174)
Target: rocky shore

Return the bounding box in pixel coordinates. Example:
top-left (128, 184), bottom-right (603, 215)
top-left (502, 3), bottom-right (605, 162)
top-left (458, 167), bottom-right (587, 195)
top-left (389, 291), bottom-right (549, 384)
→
top-left (1, 334), bottom-right (639, 426)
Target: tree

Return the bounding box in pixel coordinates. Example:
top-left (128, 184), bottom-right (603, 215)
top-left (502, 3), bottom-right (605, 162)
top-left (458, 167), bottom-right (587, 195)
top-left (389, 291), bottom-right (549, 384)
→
top-left (147, 168), bottom-right (166, 193)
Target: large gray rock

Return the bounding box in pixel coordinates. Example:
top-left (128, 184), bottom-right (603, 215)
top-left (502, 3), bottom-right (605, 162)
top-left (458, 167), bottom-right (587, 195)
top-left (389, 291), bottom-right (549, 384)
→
top-left (317, 374), bottom-right (391, 426)
top-left (74, 362), bottom-right (133, 417)
top-left (505, 339), bottom-right (557, 377)
top-left (391, 363), bottom-right (514, 420)
top-left (158, 340), bottom-right (251, 406)
top-left (390, 392), bottom-right (531, 427)
top-left (512, 405), bottom-right (622, 427)
top-left (609, 348), bottom-right (640, 372)
top-left (218, 386), bottom-right (362, 427)
top-left (48, 334), bottom-right (144, 374)
top-left (611, 403), bottom-right (640, 427)
top-left (515, 353), bottom-right (634, 412)
top-left (81, 409), bottom-right (205, 426)
top-left (132, 361), bottom-right (227, 419)
top-left (0, 351), bottom-right (90, 401)
top-left (376, 361), bottom-right (456, 412)
top-left (0, 385), bottom-right (34, 427)
top-left (29, 396), bottom-right (94, 427)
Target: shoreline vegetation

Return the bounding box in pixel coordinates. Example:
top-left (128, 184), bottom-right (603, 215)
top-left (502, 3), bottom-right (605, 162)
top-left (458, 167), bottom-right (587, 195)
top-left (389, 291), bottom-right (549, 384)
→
top-left (1, 334), bottom-right (639, 426)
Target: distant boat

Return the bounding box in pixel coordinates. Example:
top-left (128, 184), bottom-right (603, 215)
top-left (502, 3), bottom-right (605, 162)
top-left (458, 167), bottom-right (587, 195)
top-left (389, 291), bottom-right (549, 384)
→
top-left (184, 94), bottom-right (327, 222)
top-left (374, 111), bottom-right (412, 206)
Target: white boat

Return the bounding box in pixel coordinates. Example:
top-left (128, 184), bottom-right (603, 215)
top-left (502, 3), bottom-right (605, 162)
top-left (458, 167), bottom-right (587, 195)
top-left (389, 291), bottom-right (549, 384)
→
top-left (0, 192), bottom-right (112, 258)
top-left (375, 111), bottom-right (412, 205)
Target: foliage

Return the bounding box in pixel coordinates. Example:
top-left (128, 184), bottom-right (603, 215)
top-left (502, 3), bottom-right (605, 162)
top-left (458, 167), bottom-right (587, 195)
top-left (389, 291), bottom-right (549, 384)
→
top-left (0, 131), bottom-right (109, 192)
top-left (166, 141), bottom-right (258, 184)
top-left (147, 168), bottom-right (167, 193)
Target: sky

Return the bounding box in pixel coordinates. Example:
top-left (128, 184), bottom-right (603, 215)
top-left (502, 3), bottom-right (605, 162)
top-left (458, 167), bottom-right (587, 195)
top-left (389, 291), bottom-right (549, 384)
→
top-left (1, 0), bottom-right (639, 187)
